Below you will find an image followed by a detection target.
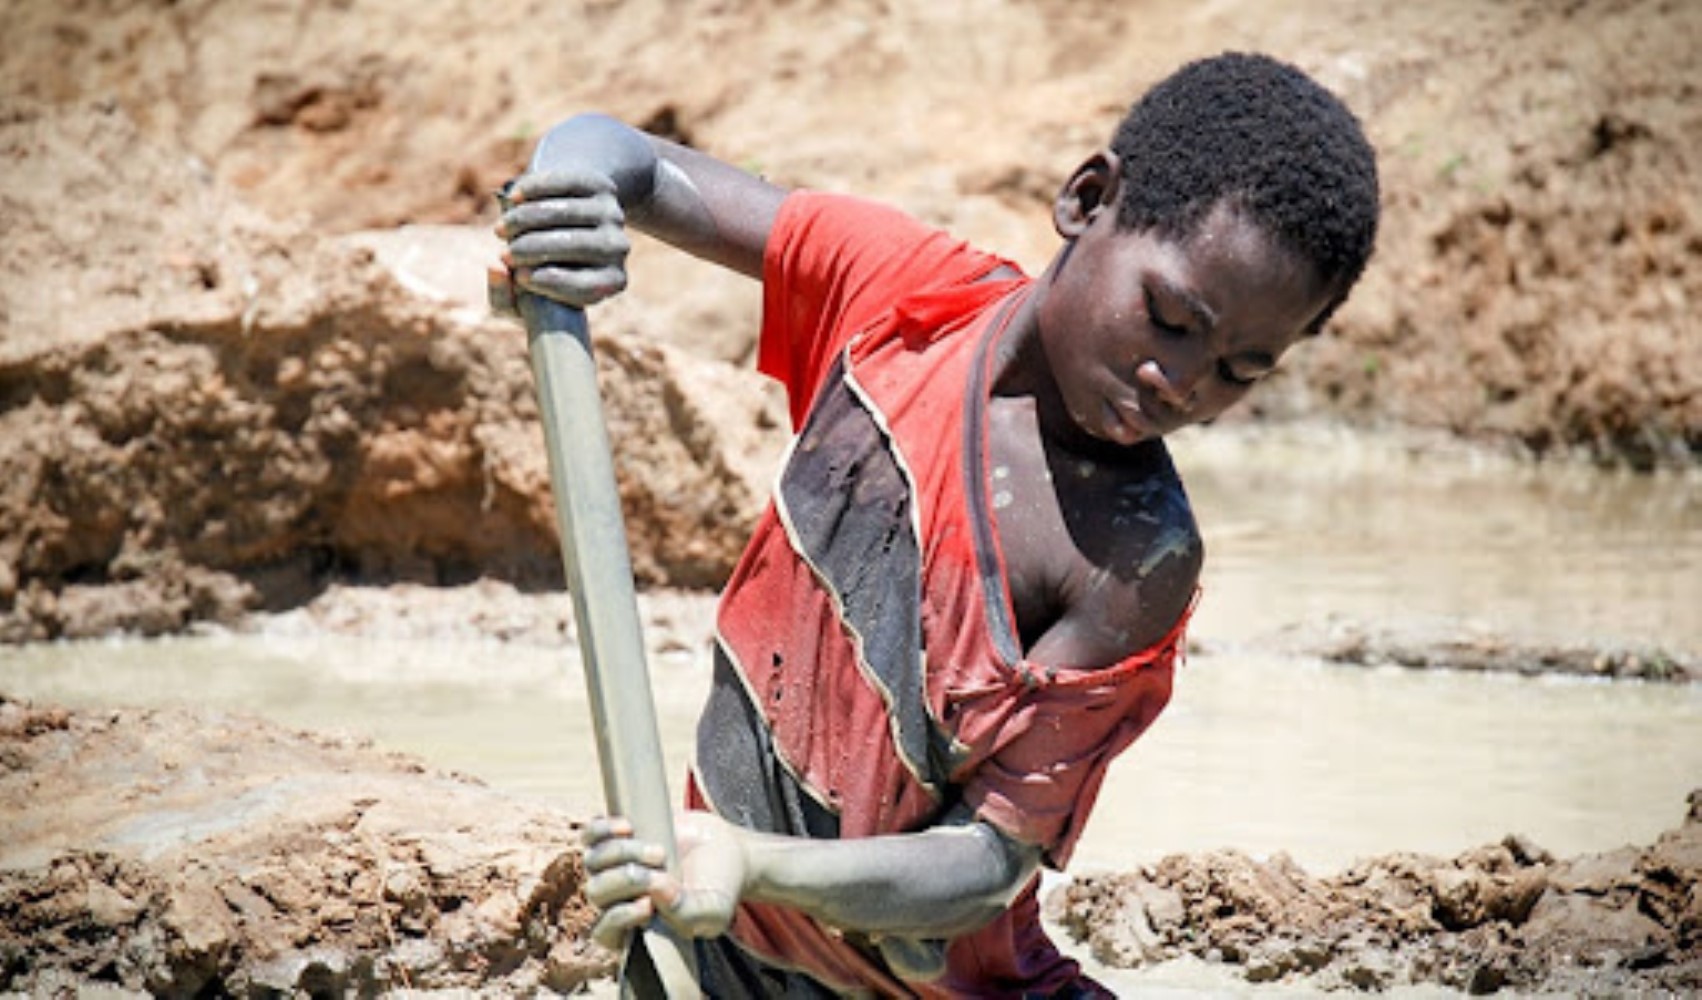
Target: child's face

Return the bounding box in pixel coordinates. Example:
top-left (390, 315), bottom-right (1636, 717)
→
top-left (1036, 199), bottom-right (1334, 446)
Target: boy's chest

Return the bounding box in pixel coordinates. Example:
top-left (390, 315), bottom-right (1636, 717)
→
top-left (984, 396), bottom-right (1187, 649)
top-left (984, 399), bottom-right (1105, 639)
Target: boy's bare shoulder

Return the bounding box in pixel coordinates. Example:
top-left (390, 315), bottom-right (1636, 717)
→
top-left (1075, 447), bottom-right (1202, 644)
top-left (1006, 439), bottom-right (1202, 668)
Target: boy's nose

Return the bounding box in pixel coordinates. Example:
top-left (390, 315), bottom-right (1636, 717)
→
top-left (1137, 359), bottom-right (1201, 412)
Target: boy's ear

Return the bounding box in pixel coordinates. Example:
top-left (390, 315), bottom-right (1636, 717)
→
top-left (1054, 151), bottom-right (1122, 238)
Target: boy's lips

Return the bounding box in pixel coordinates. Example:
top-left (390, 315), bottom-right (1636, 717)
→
top-left (1103, 394), bottom-right (1162, 443)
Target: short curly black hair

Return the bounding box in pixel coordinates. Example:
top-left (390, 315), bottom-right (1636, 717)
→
top-left (1112, 51), bottom-right (1380, 330)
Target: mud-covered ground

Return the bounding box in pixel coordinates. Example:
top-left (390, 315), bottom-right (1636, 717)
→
top-left (4, 679), bottom-right (1698, 997)
top-left (1053, 790), bottom-right (1702, 996)
top-left (2, 0), bottom-right (1699, 995)
top-left (0, 692), bottom-right (613, 996)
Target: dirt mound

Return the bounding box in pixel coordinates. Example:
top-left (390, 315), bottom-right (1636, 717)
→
top-left (1278, 0), bottom-right (1702, 469)
top-left (1284, 618), bottom-right (1700, 684)
top-left (0, 99), bottom-right (781, 641)
top-left (0, 694), bottom-right (613, 995)
top-left (9, 0), bottom-right (1696, 462)
top-left (1051, 790), bottom-right (1702, 994)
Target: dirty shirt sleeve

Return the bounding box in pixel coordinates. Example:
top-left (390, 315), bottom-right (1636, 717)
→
top-left (758, 190), bottom-right (1008, 428)
top-left (959, 653), bottom-right (1180, 870)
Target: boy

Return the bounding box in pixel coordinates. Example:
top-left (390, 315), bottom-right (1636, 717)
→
top-left (495, 51), bottom-right (1379, 996)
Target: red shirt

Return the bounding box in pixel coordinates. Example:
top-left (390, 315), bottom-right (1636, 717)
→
top-left (690, 192), bottom-right (1186, 996)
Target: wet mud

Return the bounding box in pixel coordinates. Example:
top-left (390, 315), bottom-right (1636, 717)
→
top-left (4, 687), bottom-right (1697, 996)
top-left (0, 694), bottom-right (611, 997)
top-left (1051, 791), bottom-right (1702, 995)
top-left (1286, 621), bottom-right (1699, 685)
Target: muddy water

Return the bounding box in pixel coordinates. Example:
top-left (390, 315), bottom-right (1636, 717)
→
top-left (3, 431), bottom-right (1699, 877)
top-left (1176, 427), bottom-right (1702, 652)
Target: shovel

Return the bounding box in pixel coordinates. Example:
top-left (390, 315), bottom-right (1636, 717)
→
top-left (505, 190), bottom-right (702, 995)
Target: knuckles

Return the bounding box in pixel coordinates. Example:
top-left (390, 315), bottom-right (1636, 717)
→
top-left (493, 172), bottom-right (631, 310)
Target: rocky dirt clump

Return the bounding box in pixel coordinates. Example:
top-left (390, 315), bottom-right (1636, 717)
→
top-left (0, 100), bottom-right (780, 643)
top-left (0, 694), bottom-right (614, 996)
top-left (1051, 789), bottom-right (1702, 994)
top-left (1293, 619), bottom-right (1700, 684)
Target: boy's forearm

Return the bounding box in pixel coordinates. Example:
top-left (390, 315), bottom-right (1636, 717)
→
top-left (736, 820), bottom-right (1041, 938)
top-left (532, 112), bottom-right (779, 278)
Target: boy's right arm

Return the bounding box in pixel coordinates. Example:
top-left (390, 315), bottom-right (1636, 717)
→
top-left (498, 113), bottom-right (785, 308)
top-left (582, 806), bottom-right (1041, 973)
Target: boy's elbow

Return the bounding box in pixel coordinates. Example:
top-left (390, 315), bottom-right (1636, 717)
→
top-left (951, 821), bottom-right (1043, 928)
top-left (869, 822), bottom-right (1040, 939)
top-left (875, 840), bottom-right (1039, 985)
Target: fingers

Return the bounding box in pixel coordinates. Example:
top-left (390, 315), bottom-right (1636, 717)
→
top-left (488, 257), bottom-right (625, 313)
top-left (584, 831), bottom-right (668, 877)
top-left (591, 897), bottom-right (656, 951)
top-left (581, 817), bottom-right (676, 950)
top-left (495, 169), bottom-right (629, 309)
top-left (503, 167), bottom-right (617, 206)
top-left (499, 193), bottom-right (624, 238)
top-left (581, 817), bottom-right (671, 912)
top-left (586, 858), bottom-right (672, 911)
top-left (586, 855), bottom-right (730, 942)
top-left (580, 814), bottom-right (635, 847)
top-left (577, 813), bottom-right (739, 944)
top-left (513, 263), bottom-right (627, 307)
top-left (505, 224), bottom-right (629, 271)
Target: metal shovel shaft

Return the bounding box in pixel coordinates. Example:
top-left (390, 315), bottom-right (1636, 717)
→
top-left (519, 293), bottom-right (700, 998)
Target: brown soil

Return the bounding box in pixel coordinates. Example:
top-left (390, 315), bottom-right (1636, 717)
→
top-left (1051, 790), bottom-right (1702, 995)
top-left (0, 693), bottom-right (613, 996)
top-left (4, 686), bottom-right (1697, 996)
top-left (0, 102), bottom-right (783, 641)
top-left (1280, 619), bottom-right (1701, 684)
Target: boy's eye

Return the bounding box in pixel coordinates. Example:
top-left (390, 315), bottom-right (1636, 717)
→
top-left (1145, 291), bottom-right (1190, 337)
top-left (1216, 360), bottom-right (1261, 387)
